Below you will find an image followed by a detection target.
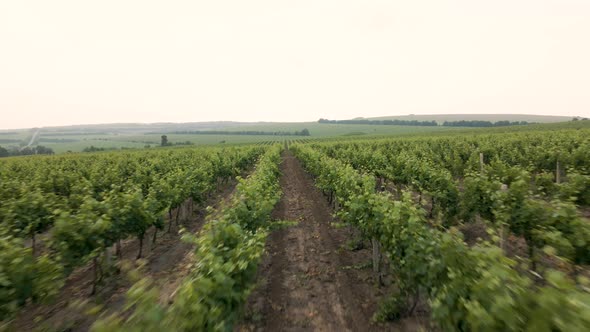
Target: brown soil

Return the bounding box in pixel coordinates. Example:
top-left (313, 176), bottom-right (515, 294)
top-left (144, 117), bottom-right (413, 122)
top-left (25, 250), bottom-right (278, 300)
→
top-left (238, 151), bottom-right (427, 332)
top-left (8, 178), bottom-right (241, 332)
top-left (458, 220), bottom-right (490, 247)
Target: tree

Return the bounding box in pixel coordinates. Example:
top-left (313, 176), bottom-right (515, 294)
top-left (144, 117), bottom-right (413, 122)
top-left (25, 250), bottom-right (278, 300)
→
top-left (161, 135), bottom-right (168, 147)
top-left (35, 145), bottom-right (54, 155)
top-left (300, 128), bottom-right (310, 136)
top-left (0, 146), bottom-right (8, 158)
top-left (20, 147), bottom-right (34, 155)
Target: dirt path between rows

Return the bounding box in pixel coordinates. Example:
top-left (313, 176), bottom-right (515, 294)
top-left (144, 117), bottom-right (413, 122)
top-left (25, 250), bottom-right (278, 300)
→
top-left (239, 151), bottom-right (426, 332)
top-left (9, 178), bottom-right (242, 332)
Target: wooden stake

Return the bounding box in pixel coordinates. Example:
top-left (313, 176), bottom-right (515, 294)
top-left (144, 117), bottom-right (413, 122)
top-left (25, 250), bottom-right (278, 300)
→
top-left (372, 238), bottom-right (381, 273)
top-left (479, 153), bottom-right (484, 174)
top-left (152, 227), bottom-right (158, 245)
top-left (556, 161), bottom-right (561, 184)
top-left (372, 238), bottom-right (383, 285)
top-left (91, 257), bottom-right (98, 295)
top-left (500, 183), bottom-right (508, 252)
top-left (105, 248), bottom-right (112, 268)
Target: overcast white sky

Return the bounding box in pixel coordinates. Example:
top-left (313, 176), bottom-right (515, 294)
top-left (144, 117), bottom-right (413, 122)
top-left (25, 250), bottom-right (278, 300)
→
top-left (1, 0), bottom-right (589, 129)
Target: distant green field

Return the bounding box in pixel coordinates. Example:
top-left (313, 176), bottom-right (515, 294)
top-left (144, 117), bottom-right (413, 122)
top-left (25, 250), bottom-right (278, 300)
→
top-left (221, 122), bottom-right (450, 137)
top-left (42, 140), bottom-right (148, 154)
top-left (1, 123), bottom-right (451, 153)
top-left (42, 134), bottom-right (289, 153)
top-left (295, 119), bottom-right (590, 147)
top-left (114, 134), bottom-right (290, 146)
top-left (0, 130), bottom-right (37, 149)
top-left (2, 118), bottom-right (585, 154)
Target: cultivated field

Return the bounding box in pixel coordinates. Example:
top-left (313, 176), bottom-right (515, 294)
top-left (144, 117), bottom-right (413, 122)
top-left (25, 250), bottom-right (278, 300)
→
top-left (1, 115), bottom-right (577, 154)
top-left (1, 121), bottom-right (589, 331)
top-left (0, 123), bottom-right (449, 153)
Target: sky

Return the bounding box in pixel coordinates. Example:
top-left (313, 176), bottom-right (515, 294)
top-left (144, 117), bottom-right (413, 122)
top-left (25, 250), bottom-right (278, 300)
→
top-left (1, 0), bottom-right (589, 129)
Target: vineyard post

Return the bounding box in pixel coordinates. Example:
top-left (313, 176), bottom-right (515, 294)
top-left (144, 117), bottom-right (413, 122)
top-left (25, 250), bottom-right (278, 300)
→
top-left (556, 160), bottom-right (561, 184)
top-left (116, 240), bottom-right (122, 259)
top-left (105, 248), bottom-right (112, 269)
top-left (186, 200), bottom-right (190, 220)
top-left (137, 234), bottom-right (144, 259)
top-left (479, 153), bottom-right (484, 174)
top-left (91, 256), bottom-right (98, 295)
top-left (152, 227), bottom-right (158, 245)
top-left (179, 202), bottom-right (184, 223)
top-left (476, 153), bottom-right (484, 224)
top-left (500, 183), bottom-right (508, 252)
top-left (31, 230), bottom-right (36, 257)
top-left (372, 238), bottom-right (382, 284)
top-left (186, 199), bottom-right (191, 218)
top-left (188, 199), bottom-right (192, 219)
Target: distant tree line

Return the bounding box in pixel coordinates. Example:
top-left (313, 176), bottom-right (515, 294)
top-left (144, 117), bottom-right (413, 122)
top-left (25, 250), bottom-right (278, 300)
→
top-left (39, 138), bottom-right (78, 143)
top-left (442, 120), bottom-right (534, 127)
top-left (318, 118), bottom-right (537, 127)
top-left (0, 145), bottom-right (54, 158)
top-left (170, 141), bottom-right (194, 146)
top-left (160, 135), bottom-right (194, 147)
top-left (158, 129), bottom-right (311, 136)
top-left (82, 146), bottom-right (145, 153)
top-left (318, 119), bottom-right (438, 126)
top-left (83, 146), bottom-right (110, 153)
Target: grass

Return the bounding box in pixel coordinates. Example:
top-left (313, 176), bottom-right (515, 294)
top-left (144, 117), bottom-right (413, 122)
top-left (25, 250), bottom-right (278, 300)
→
top-left (114, 134), bottom-right (289, 145)
top-left (42, 140), bottom-right (149, 153)
top-left (221, 122), bottom-right (450, 137)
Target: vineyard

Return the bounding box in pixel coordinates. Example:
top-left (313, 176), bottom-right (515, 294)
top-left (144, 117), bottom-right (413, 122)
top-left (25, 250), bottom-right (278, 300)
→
top-left (1, 123), bottom-right (590, 331)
